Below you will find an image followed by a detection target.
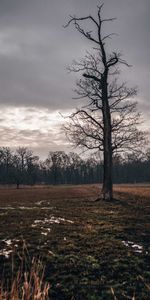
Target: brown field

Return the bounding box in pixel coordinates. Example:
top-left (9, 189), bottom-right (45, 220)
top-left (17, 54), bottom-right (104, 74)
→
top-left (0, 184), bottom-right (150, 299)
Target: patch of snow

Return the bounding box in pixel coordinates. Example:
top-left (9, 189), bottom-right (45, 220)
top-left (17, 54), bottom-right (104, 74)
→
top-left (2, 238), bottom-right (20, 246)
top-left (0, 207), bottom-right (15, 210)
top-left (0, 212), bottom-right (8, 216)
top-left (132, 244), bottom-right (143, 252)
top-left (31, 216), bottom-right (74, 237)
top-left (122, 240), bottom-right (143, 253)
top-left (66, 219), bottom-right (74, 224)
top-left (0, 239), bottom-right (20, 258)
top-left (41, 232), bottom-right (48, 236)
top-left (36, 201), bottom-right (43, 205)
top-left (32, 216), bottom-right (74, 227)
top-left (19, 206), bottom-right (37, 210)
top-left (48, 250), bottom-right (55, 256)
top-left (0, 249), bottom-right (13, 258)
top-left (41, 207), bottom-right (53, 210)
top-left (36, 200), bottom-right (51, 206)
top-left (0, 206), bottom-right (54, 211)
top-left (34, 220), bottom-right (42, 224)
top-left (4, 239), bottom-right (12, 246)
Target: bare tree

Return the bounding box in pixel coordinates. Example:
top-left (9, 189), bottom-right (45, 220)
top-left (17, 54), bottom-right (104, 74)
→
top-left (16, 147), bottom-right (27, 172)
top-left (15, 147), bottom-right (39, 187)
top-left (64, 3), bottom-right (146, 200)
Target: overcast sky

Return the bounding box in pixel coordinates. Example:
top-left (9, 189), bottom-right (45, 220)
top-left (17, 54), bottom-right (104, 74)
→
top-left (0, 0), bottom-right (149, 157)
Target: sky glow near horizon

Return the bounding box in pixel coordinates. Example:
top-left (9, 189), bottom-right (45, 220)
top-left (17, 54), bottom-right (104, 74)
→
top-left (0, 106), bottom-right (71, 157)
top-left (0, 0), bottom-right (149, 157)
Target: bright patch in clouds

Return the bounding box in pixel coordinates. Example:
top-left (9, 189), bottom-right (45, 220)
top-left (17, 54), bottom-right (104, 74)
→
top-left (0, 106), bottom-right (71, 157)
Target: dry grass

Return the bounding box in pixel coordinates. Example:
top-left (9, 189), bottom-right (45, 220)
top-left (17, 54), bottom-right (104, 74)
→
top-left (0, 183), bottom-right (150, 202)
top-left (0, 256), bottom-right (50, 300)
top-left (0, 184), bottom-right (149, 299)
top-left (114, 184), bottom-right (150, 199)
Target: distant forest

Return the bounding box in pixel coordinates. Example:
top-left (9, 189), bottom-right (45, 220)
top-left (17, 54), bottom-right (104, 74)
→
top-left (0, 147), bottom-right (150, 187)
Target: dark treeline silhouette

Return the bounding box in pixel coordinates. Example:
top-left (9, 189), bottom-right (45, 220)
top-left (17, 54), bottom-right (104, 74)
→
top-left (0, 147), bottom-right (150, 187)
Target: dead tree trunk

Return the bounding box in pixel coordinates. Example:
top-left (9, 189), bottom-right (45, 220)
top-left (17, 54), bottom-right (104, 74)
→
top-left (101, 72), bottom-right (113, 200)
top-left (102, 83), bottom-right (113, 201)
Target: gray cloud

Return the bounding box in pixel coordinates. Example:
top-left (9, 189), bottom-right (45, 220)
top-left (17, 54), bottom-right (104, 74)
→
top-left (0, 0), bottom-right (148, 108)
top-left (0, 0), bottom-right (149, 155)
top-left (0, 106), bottom-right (71, 157)
top-left (0, 123), bottom-right (70, 158)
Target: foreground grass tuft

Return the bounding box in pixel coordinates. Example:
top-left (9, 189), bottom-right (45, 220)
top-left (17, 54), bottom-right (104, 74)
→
top-left (0, 255), bottom-right (50, 300)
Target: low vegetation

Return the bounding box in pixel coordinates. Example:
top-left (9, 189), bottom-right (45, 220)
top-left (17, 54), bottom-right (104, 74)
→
top-left (0, 184), bottom-right (149, 299)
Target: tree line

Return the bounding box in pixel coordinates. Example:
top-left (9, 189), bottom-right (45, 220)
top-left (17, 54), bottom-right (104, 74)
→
top-left (0, 147), bottom-right (150, 187)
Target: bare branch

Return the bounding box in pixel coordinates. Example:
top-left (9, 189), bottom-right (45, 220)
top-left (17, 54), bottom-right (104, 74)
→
top-left (83, 73), bottom-right (101, 83)
top-left (102, 33), bottom-right (118, 42)
top-left (63, 3), bottom-right (147, 200)
top-left (64, 15), bottom-right (99, 28)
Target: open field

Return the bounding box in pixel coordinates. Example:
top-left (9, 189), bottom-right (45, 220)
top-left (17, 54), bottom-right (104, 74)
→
top-left (0, 184), bottom-right (150, 299)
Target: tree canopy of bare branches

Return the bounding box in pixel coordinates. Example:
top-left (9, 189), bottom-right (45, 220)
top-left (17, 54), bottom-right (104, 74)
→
top-left (64, 3), bottom-right (146, 201)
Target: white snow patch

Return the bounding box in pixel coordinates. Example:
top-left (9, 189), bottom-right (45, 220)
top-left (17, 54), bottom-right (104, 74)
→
top-left (48, 250), bottom-right (55, 256)
top-left (0, 206), bottom-right (54, 211)
top-left (0, 249), bottom-right (13, 258)
top-left (0, 239), bottom-right (20, 258)
top-left (31, 216), bottom-right (74, 236)
top-left (41, 232), bottom-right (48, 236)
top-left (2, 238), bottom-right (20, 246)
top-left (19, 206), bottom-right (37, 210)
top-left (122, 240), bottom-right (143, 253)
top-left (36, 201), bottom-right (43, 205)
top-left (4, 239), bottom-right (12, 246)
top-left (32, 216), bottom-right (74, 227)
top-left (0, 212), bottom-right (8, 216)
top-left (41, 207), bottom-right (53, 210)
top-left (36, 200), bottom-right (51, 206)
top-left (0, 207), bottom-right (14, 210)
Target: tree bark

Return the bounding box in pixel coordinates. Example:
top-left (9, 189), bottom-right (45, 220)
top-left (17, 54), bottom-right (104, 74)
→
top-left (102, 119), bottom-right (113, 200)
top-left (101, 75), bottom-right (113, 200)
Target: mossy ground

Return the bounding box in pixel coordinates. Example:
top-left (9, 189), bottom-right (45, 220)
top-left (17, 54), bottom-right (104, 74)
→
top-left (0, 184), bottom-right (149, 299)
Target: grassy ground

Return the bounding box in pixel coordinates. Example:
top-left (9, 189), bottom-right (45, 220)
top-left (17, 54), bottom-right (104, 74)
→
top-left (0, 184), bottom-right (150, 299)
